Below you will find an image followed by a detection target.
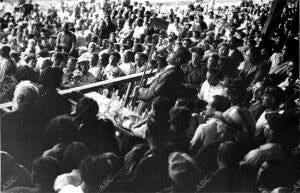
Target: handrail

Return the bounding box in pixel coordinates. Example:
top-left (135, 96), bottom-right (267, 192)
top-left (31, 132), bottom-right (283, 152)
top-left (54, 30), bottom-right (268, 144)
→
top-left (0, 70), bottom-right (157, 112)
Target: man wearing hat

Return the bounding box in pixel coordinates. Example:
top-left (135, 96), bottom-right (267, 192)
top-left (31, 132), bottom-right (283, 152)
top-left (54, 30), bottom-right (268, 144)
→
top-left (194, 106), bottom-right (255, 171)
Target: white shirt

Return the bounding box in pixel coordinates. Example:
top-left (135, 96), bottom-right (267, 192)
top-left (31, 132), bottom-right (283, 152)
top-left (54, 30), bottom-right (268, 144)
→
top-left (198, 80), bottom-right (226, 102)
top-left (119, 62), bottom-right (136, 75)
top-left (132, 25), bottom-right (147, 39)
top-left (54, 169), bottom-right (81, 192)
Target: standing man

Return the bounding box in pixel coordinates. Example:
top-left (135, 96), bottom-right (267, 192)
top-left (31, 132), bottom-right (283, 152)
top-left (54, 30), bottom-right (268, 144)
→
top-left (137, 47), bottom-right (191, 111)
top-left (57, 23), bottom-right (76, 57)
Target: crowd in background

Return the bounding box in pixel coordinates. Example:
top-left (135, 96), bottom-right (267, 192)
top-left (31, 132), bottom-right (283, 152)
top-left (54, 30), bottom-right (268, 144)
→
top-left (1, 0), bottom-right (300, 192)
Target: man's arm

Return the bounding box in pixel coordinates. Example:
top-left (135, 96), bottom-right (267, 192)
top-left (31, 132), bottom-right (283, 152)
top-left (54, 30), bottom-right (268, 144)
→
top-left (69, 33), bottom-right (77, 54)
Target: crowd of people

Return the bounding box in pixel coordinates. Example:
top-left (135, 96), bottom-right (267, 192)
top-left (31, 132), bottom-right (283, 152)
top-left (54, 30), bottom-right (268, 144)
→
top-left (1, 0), bottom-right (300, 192)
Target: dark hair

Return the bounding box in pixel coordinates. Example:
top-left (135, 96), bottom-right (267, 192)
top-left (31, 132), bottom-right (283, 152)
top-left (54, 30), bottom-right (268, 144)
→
top-left (217, 141), bottom-right (239, 169)
top-left (99, 53), bottom-right (110, 66)
top-left (225, 79), bottom-right (247, 106)
top-left (173, 47), bottom-right (191, 66)
top-left (44, 115), bottom-right (78, 145)
top-left (264, 86), bottom-right (284, 105)
top-left (39, 67), bottom-right (63, 88)
top-left (110, 52), bottom-right (121, 62)
top-left (63, 142), bottom-right (88, 171)
top-left (15, 65), bottom-right (38, 82)
top-left (146, 116), bottom-right (169, 143)
top-left (152, 96), bottom-right (172, 121)
top-left (32, 156), bottom-right (61, 187)
top-left (75, 97), bottom-right (99, 121)
top-left (211, 95), bottom-right (230, 112)
top-left (91, 53), bottom-right (99, 67)
top-left (190, 47), bottom-right (204, 56)
top-left (80, 155), bottom-right (115, 188)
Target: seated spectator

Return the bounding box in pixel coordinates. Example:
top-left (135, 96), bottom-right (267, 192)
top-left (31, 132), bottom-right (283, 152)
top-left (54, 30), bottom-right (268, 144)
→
top-left (75, 97), bottom-right (120, 155)
top-left (59, 153), bottom-right (120, 193)
top-left (1, 81), bottom-right (48, 168)
top-left (240, 47), bottom-right (270, 89)
top-left (73, 58), bottom-right (96, 86)
top-left (36, 67), bottom-right (71, 120)
top-left (166, 106), bottom-right (191, 153)
top-left (195, 106), bottom-right (255, 172)
top-left (255, 87), bottom-right (284, 141)
top-left (88, 53), bottom-right (102, 80)
top-left (201, 141), bottom-right (242, 192)
top-left (134, 52), bottom-right (147, 73)
top-left (54, 142), bottom-right (88, 192)
top-left (104, 52), bottom-right (124, 80)
top-left (51, 52), bottom-right (65, 68)
top-left (6, 156), bottom-right (61, 193)
top-left (198, 68), bottom-right (227, 102)
top-left (43, 115), bottom-right (78, 163)
top-left (79, 42), bottom-right (96, 60)
top-left (183, 47), bottom-right (206, 88)
top-left (119, 50), bottom-right (136, 75)
top-left (122, 117), bottom-right (170, 192)
top-left (162, 152), bottom-right (201, 192)
top-left (1, 151), bottom-right (32, 191)
top-left (190, 95), bottom-right (231, 152)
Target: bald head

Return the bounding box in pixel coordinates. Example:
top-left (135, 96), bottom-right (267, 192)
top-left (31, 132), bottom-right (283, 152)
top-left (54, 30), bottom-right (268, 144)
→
top-left (12, 81), bottom-right (39, 111)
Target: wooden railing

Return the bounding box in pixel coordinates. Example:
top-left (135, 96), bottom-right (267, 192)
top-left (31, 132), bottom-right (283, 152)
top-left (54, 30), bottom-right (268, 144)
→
top-left (0, 70), bottom-right (157, 113)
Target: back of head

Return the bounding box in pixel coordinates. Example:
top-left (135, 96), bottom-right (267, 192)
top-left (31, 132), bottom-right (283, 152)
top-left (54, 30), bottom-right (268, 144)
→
top-left (63, 142), bottom-right (88, 171)
top-left (212, 95), bottom-right (231, 112)
top-left (173, 47), bottom-right (191, 67)
top-left (13, 80), bottom-right (38, 110)
top-left (169, 106), bottom-right (191, 132)
top-left (146, 116), bottom-right (169, 143)
top-left (75, 97), bottom-right (99, 121)
top-left (44, 115), bottom-right (77, 146)
top-left (80, 155), bottom-right (115, 189)
top-left (15, 65), bottom-right (37, 82)
top-left (151, 96), bottom-right (172, 121)
top-left (32, 156), bottom-right (61, 188)
top-left (39, 67), bottom-right (63, 89)
top-left (217, 141), bottom-right (240, 169)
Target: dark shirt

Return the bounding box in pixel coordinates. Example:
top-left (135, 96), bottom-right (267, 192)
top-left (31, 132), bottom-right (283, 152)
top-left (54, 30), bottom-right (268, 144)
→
top-left (183, 62), bottom-right (207, 86)
top-left (36, 86), bottom-right (71, 121)
top-left (77, 118), bottom-right (119, 155)
top-left (126, 145), bottom-right (170, 192)
top-left (1, 105), bottom-right (48, 168)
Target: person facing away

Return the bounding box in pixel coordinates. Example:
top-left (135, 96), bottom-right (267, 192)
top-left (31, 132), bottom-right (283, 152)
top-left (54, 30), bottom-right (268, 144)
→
top-left (6, 156), bottom-right (61, 193)
top-left (1, 81), bottom-right (48, 169)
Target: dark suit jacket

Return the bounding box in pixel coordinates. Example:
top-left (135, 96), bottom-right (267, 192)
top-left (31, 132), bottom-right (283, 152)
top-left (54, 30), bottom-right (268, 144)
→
top-left (138, 66), bottom-right (184, 103)
top-left (1, 105), bottom-right (48, 168)
top-left (36, 85), bottom-right (71, 121)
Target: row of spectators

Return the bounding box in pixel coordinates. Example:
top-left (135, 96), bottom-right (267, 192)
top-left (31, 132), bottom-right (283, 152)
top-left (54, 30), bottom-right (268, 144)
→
top-left (1, 0), bottom-right (299, 192)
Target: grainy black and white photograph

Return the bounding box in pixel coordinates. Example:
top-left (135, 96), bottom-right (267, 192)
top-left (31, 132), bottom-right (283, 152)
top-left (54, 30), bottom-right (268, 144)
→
top-left (0, 0), bottom-right (299, 192)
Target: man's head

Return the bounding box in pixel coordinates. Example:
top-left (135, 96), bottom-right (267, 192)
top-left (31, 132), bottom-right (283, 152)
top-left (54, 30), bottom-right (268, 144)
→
top-left (62, 23), bottom-right (69, 32)
top-left (0, 45), bottom-right (11, 58)
top-left (134, 52), bottom-right (147, 67)
top-left (166, 47), bottom-right (191, 67)
top-left (51, 52), bottom-right (64, 67)
top-left (12, 81), bottom-right (39, 111)
top-left (190, 47), bottom-right (204, 67)
top-left (206, 95), bottom-right (230, 117)
top-left (80, 155), bottom-right (116, 191)
top-left (169, 106), bottom-right (191, 132)
top-left (32, 156), bottom-right (61, 189)
top-left (109, 52), bottom-right (121, 67)
top-left (39, 67), bottom-right (63, 89)
top-left (218, 42), bottom-right (229, 57)
top-left (207, 53), bottom-right (219, 69)
top-left (262, 87), bottom-right (284, 110)
top-left (88, 42), bottom-right (96, 53)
